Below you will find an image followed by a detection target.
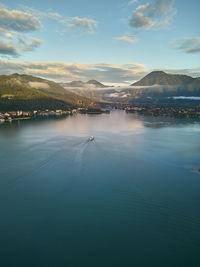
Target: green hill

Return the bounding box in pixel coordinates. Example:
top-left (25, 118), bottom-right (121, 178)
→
top-left (0, 74), bottom-right (93, 111)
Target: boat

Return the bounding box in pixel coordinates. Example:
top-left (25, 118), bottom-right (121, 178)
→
top-left (89, 136), bottom-right (95, 141)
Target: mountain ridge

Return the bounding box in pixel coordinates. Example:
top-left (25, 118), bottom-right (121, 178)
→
top-left (61, 79), bottom-right (107, 88)
top-left (0, 74), bottom-right (93, 111)
top-left (131, 71), bottom-right (196, 87)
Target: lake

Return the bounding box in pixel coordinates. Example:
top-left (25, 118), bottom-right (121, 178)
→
top-left (0, 110), bottom-right (200, 267)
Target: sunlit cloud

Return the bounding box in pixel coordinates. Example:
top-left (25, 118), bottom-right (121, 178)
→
top-left (0, 37), bottom-right (43, 57)
top-left (116, 34), bottom-right (138, 43)
top-left (22, 6), bottom-right (98, 34)
top-left (17, 37), bottom-right (43, 52)
top-left (0, 4), bottom-right (97, 57)
top-left (0, 60), bottom-right (199, 84)
top-left (0, 7), bottom-right (41, 33)
top-left (128, 0), bottom-right (138, 6)
top-left (0, 41), bottom-right (18, 56)
top-left (5, 33), bottom-right (13, 39)
top-left (0, 6), bottom-right (43, 57)
top-left (64, 17), bottom-right (98, 34)
top-left (0, 61), bottom-right (147, 83)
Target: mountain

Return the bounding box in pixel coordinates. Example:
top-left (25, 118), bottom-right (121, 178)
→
top-left (129, 71), bottom-right (200, 97)
top-left (131, 71), bottom-right (194, 86)
top-left (61, 80), bottom-right (106, 88)
top-left (61, 81), bottom-right (86, 87)
top-left (83, 71), bottom-right (200, 104)
top-left (86, 80), bottom-right (106, 88)
top-left (0, 74), bottom-right (93, 111)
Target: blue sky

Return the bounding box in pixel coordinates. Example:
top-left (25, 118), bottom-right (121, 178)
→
top-left (0, 0), bottom-right (199, 84)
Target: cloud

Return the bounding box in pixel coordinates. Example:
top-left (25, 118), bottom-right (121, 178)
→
top-left (5, 33), bottom-right (13, 39)
top-left (116, 34), bottom-right (138, 43)
top-left (0, 37), bottom-right (43, 57)
top-left (130, 3), bottom-right (155, 29)
top-left (104, 92), bottom-right (131, 98)
top-left (0, 7), bottom-right (41, 33)
top-left (154, 67), bottom-right (200, 77)
top-left (0, 5), bottom-right (97, 58)
top-left (128, 0), bottom-right (138, 6)
top-left (0, 61), bottom-right (147, 83)
top-left (21, 6), bottom-right (64, 22)
top-left (18, 37), bottom-right (43, 52)
top-left (0, 6), bottom-right (43, 57)
top-left (0, 60), bottom-right (199, 84)
top-left (0, 41), bottom-right (18, 56)
top-left (28, 82), bottom-right (50, 89)
top-left (129, 0), bottom-right (176, 30)
top-left (47, 12), bottom-right (62, 20)
top-left (173, 37), bottom-right (200, 54)
top-left (171, 96), bottom-right (200, 100)
top-left (64, 17), bottom-right (98, 34)
top-left (22, 6), bottom-right (98, 34)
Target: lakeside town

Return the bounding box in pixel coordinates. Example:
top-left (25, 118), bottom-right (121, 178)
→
top-left (1, 103), bottom-right (200, 123)
top-left (0, 109), bottom-right (73, 123)
top-left (0, 107), bottom-right (111, 123)
top-left (1, 105), bottom-right (200, 123)
top-left (125, 105), bottom-right (200, 118)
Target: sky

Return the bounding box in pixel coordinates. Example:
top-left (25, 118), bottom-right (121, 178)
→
top-left (0, 0), bottom-right (199, 84)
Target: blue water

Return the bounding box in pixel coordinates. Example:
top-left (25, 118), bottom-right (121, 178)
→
top-left (0, 111), bottom-right (200, 266)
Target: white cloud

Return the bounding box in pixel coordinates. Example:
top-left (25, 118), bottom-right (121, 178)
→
top-left (0, 5), bottom-right (97, 57)
top-left (29, 82), bottom-right (50, 89)
top-left (116, 34), bottom-right (138, 43)
top-left (0, 37), bottom-right (43, 57)
top-left (129, 0), bottom-right (176, 30)
top-left (128, 0), bottom-right (138, 6)
top-left (172, 37), bottom-right (200, 54)
top-left (0, 61), bottom-right (147, 83)
top-left (0, 60), bottom-right (199, 84)
top-left (5, 33), bottom-right (13, 39)
top-left (0, 7), bottom-right (41, 33)
top-left (64, 17), bottom-right (98, 34)
top-left (22, 6), bottom-right (98, 34)
top-left (18, 37), bottom-right (43, 52)
top-left (0, 6), bottom-right (43, 57)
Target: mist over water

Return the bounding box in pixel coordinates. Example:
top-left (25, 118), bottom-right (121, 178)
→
top-left (0, 111), bottom-right (200, 267)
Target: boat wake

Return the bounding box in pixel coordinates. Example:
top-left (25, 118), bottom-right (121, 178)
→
top-left (74, 138), bottom-right (95, 172)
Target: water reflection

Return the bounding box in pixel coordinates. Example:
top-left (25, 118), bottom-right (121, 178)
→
top-left (0, 110), bottom-right (200, 267)
top-left (141, 115), bottom-right (200, 129)
top-left (0, 111), bottom-right (200, 137)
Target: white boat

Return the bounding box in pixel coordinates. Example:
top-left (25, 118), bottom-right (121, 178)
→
top-left (89, 136), bottom-right (95, 141)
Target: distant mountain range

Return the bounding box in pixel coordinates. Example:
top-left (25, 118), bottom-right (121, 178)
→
top-left (1, 71), bottom-right (200, 111)
top-left (0, 74), bottom-right (93, 111)
top-left (60, 80), bottom-right (107, 88)
top-left (63, 71), bottom-right (200, 103)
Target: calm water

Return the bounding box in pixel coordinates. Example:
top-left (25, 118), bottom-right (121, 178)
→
top-left (0, 111), bottom-right (200, 267)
